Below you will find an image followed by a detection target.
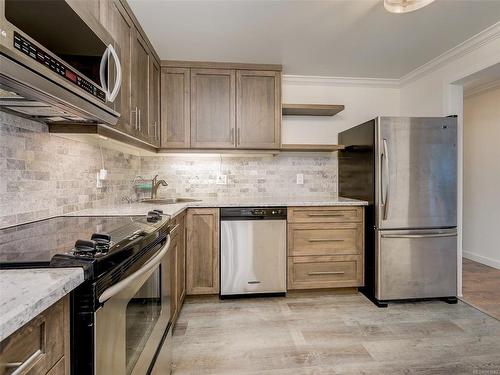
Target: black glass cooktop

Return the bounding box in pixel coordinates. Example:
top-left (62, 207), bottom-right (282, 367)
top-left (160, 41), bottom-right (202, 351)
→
top-left (0, 216), bottom-right (146, 268)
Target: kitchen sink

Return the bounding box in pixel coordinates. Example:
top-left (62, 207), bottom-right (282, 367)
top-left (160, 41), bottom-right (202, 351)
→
top-left (141, 198), bottom-right (201, 204)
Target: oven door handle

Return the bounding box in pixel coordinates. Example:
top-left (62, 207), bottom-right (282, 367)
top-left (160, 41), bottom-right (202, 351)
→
top-left (98, 235), bottom-right (171, 304)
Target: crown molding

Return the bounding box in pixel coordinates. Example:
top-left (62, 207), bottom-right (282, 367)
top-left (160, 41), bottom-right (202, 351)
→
top-left (282, 75), bottom-right (400, 88)
top-left (400, 21), bottom-right (500, 86)
top-left (463, 78), bottom-right (500, 98)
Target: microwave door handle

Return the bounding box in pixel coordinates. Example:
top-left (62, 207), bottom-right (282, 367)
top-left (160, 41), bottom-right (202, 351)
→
top-left (99, 46), bottom-right (111, 98)
top-left (98, 235), bottom-right (171, 304)
top-left (107, 44), bottom-right (122, 102)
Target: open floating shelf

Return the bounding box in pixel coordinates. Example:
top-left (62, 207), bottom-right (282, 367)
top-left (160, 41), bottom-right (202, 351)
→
top-left (280, 144), bottom-right (345, 152)
top-left (282, 104), bottom-right (345, 116)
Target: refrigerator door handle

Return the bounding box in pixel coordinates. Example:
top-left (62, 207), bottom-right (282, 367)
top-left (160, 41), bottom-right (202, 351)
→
top-left (381, 232), bottom-right (457, 239)
top-left (381, 138), bottom-right (390, 220)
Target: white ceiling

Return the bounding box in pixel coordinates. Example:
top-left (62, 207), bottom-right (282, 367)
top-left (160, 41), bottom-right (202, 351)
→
top-left (128, 0), bottom-right (500, 79)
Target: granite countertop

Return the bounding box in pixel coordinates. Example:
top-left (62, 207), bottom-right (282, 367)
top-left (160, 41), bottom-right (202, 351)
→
top-left (70, 196), bottom-right (368, 218)
top-left (0, 268), bottom-right (84, 341)
top-left (0, 196), bottom-right (366, 341)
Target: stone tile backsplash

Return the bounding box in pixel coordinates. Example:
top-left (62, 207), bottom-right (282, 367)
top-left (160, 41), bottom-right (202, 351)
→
top-left (1, 111), bottom-right (338, 227)
top-left (0, 112), bottom-right (140, 228)
top-left (139, 154), bottom-right (337, 200)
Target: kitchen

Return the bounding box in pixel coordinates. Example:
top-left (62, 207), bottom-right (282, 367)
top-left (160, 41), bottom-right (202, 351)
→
top-left (1, 0), bottom-right (500, 374)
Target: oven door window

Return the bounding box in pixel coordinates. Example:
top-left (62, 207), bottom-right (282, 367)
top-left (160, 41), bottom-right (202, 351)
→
top-left (95, 259), bottom-right (170, 375)
top-left (125, 267), bottom-right (162, 375)
top-left (5, 0), bottom-right (107, 86)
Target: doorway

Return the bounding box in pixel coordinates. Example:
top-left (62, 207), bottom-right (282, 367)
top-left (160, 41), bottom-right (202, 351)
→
top-left (459, 64), bottom-right (500, 320)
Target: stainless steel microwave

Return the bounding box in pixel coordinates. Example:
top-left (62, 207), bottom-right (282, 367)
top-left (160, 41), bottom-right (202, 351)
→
top-left (0, 0), bottom-right (121, 124)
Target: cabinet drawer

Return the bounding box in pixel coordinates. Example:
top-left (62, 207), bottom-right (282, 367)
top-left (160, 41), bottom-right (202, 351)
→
top-left (0, 298), bottom-right (66, 375)
top-left (288, 206), bottom-right (363, 223)
top-left (288, 223), bottom-right (363, 256)
top-left (287, 255), bottom-right (363, 290)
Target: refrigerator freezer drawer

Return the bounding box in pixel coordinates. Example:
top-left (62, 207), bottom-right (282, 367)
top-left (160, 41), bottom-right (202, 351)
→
top-left (221, 220), bottom-right (287, 295)
top-left (376, 228), bottom-right (457, 300)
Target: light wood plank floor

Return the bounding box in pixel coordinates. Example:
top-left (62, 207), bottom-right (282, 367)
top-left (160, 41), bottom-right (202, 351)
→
top-left (155, 292), bottom-right (500, 375)
top-left (462, 257), bottom-right (500, 320)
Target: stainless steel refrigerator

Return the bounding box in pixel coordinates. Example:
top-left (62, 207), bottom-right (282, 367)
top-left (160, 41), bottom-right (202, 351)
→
top-left (339, 117), bottom-right (458, 307)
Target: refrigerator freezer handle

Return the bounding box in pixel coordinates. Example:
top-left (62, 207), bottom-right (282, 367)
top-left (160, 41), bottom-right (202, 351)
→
top-left (381, 232), bottom-right (457, 239)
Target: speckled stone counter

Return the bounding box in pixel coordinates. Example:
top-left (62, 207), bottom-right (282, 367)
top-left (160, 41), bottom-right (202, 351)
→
top-left (0, 268), bottom-right (84, 341)
top-left (70, 196), bottom-right (368, 218)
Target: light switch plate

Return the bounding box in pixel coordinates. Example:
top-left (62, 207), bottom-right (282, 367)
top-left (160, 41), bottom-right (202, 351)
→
top-left (216, 174), bottom-right (227, 185)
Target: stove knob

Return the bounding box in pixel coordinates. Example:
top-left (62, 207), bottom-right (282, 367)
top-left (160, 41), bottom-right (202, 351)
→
top-left (147, 211), bottom-right (161, 218)
top-left (91, 233), bottom-right (111, 253)
top-left (147, 215), bottom-right (159, 223)
top-left (74, 239), bottom-right (96, 254)
top-left (91, 233), bottom-right (111, 242)
top-left (153, 209), bottom-right (163, 215)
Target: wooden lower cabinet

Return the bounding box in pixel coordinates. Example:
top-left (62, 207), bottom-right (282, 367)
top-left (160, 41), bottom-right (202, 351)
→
top-left (186, 208), bottom-right (220, 295)
top-left (0, 296), bottom-right (69, 375)
top-left (287, 206), bottom-right (364, 290)
top-left (288, 255), bottom-right (363, 290)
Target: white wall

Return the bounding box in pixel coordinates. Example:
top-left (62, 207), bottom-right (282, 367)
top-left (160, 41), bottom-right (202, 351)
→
top-left (398, 22), bottom-right (500, 295)
top-left (463, 85), bottom-right (500, 269)
top-left (282, 76), bottom-right (400, 144)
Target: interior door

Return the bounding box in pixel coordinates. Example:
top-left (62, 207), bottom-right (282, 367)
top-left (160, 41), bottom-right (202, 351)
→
top-left (376, 228), bottom-right (457, 300)
top-left (377, 117), bottom-right (457, 230)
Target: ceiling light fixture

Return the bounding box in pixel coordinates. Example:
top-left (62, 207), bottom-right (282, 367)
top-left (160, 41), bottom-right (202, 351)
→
top-left (384, 0), bottom-right (435, 13)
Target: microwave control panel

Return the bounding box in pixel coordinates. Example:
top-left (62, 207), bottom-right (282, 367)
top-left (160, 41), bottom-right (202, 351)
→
top-left (13, 32), bottom-right (106, 103)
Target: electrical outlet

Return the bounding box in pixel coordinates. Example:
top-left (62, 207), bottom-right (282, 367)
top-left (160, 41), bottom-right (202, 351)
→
top-left (96, 172), bottom-right (103, 188)
top-left (216, 174), bottom-right (227, 185)
top-left (296, 174), bottom-right (304, 185)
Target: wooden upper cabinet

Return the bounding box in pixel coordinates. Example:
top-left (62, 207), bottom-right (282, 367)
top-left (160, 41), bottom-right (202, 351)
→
top-left (149, 59), bottom-right (161, 146)
top-left (236, 70), bottom-right (281, 149)
top-left (106, 0), bottom-right (133, 134)
top-left (161, 68), bottom-right (191, 148)
top-left (190, 69), bottom-right (236, 149)
top-left (131, 30), bottom-right (150, 141)
top-left (186, 208), bottom-right (220, 295)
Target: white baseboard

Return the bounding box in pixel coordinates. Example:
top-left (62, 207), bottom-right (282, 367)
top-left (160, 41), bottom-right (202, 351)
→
top-left (463, 251), bottom-right (500, 270)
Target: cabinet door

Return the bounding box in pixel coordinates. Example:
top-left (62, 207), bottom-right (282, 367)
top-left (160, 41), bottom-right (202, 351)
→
top-left (186, 208), bottom-right (220, 295)
top-left (131, 30), bottom-right (150, 140)
top-left (161, 68), bottom-right (191, 148)
top-left (236, 70), bottom-right (281, 149)
top-left (149, 59), bottom-right (161, 146)
top-left (190, 69), bottom-right (235, 149)
top-left (107, 0), bottom-right (133, 134)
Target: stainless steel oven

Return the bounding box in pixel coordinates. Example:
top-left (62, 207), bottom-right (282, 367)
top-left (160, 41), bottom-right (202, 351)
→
top-left (94, 238), bottom-right (172, 375)
top-left (0, 0), bottom-right (121, 124)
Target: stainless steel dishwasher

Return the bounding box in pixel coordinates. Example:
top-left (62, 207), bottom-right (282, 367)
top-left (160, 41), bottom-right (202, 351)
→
top-left (220, 207), bottom-right (287, 297)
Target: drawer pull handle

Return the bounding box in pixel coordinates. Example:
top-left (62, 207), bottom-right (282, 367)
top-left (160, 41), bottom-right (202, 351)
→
top-left (6, 349), bottom-right (42, 375)
top-left (308, 239), bottom-right (344, 243)
top-left (248, 280), bottom-right (261, 284)
top-left (307, 213), bottom-right (345, 217)
top-left (308, 271), bottom-right (345, 276)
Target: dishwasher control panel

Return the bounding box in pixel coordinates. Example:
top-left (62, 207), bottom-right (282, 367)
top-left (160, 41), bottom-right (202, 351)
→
top-left (220, 207), bottom-right (287, 220)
